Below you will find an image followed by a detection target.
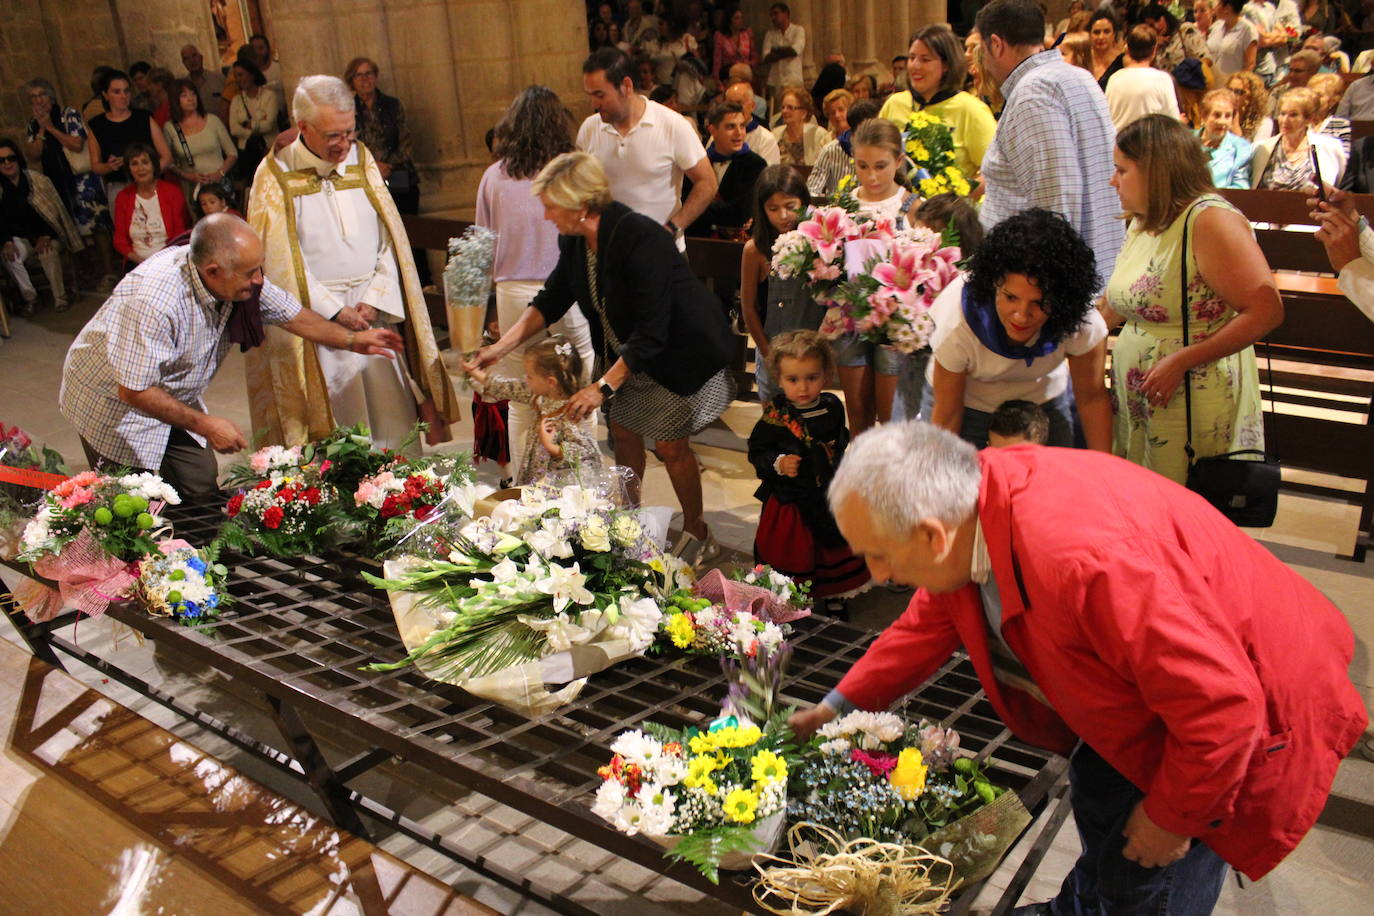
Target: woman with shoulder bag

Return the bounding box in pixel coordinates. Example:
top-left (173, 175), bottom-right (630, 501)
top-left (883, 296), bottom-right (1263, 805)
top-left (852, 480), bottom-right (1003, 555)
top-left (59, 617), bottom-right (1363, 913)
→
top-left (1103, 115), bottom-right (1282, 485)
top-left (228, 59), bottom-right (279, 186)
top-left (163, 79), bottom-right (237, 213)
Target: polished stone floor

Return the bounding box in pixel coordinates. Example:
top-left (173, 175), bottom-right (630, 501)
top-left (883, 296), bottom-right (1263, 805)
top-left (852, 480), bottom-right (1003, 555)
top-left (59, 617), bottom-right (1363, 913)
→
top-left (1, 293), bottom-right (1371, 913)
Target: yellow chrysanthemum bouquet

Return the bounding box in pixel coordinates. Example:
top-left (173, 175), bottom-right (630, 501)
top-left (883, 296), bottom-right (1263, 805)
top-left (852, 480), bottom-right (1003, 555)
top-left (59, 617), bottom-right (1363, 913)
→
top-left (903, 109), bottom-right (972, 198)
top-left (592, 713), bottom-right (796, 883)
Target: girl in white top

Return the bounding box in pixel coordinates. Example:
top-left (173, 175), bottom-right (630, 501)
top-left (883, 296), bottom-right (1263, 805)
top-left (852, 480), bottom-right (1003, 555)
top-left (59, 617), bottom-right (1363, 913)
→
top-left (924, 208), bottom-right (1113, 450)
top-left (832, 118), bottom-right (922, 435)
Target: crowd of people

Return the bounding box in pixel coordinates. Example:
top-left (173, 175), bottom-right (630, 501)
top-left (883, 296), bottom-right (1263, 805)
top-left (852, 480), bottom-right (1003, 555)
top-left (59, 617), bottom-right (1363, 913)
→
top-left (7, 4), bottom-right (1371, 912)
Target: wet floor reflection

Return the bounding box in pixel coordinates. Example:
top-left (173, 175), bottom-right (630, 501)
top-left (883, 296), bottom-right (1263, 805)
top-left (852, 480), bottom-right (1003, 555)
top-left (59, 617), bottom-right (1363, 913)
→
top-left (0, 636), bottom-right (496, 915)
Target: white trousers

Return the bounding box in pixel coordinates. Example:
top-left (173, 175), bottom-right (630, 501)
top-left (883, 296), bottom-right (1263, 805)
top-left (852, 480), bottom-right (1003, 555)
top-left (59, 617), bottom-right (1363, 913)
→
top-left (3, 237), bottom-right (65, 303)
top-left (494, 279), bottom-right (594, 480)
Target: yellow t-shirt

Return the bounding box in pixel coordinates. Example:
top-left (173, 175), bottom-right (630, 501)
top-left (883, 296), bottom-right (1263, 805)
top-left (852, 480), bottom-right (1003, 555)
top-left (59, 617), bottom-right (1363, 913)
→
top-left (878, 90), bottom-right (997, 183)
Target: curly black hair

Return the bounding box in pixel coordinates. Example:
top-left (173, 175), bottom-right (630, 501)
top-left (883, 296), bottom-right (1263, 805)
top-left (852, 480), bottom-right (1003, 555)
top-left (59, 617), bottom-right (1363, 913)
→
top-left (965, 209), bottom-right (1100, 348)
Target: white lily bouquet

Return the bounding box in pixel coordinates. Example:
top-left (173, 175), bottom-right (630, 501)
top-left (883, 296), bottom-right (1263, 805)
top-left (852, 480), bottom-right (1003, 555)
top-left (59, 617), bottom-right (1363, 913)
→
top-left (364, 479), bottom-right (694, 714)
top-left (443, 224), bottom-right (496, 356)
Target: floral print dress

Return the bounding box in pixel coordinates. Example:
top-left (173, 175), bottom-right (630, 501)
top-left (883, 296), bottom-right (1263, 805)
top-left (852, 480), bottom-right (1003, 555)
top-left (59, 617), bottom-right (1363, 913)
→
top-left (1106, 194), bottom-right (1264, 484)
top-left (473, 376), bottom-right (602, 487)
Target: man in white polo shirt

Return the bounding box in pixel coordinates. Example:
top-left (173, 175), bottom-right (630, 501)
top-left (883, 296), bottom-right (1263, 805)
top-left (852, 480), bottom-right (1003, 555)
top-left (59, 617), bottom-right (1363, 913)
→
top-left (577, 47), bottom-right (715, 249)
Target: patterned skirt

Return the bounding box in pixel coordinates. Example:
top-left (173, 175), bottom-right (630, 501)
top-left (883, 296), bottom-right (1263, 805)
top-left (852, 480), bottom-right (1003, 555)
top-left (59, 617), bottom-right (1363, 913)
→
top-left (603, 367), bottom-right (734, 442)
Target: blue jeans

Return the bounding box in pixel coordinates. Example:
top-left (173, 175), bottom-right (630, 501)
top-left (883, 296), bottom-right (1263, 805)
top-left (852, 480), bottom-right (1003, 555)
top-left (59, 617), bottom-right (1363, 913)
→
top-left (1018, 744), bottom-right (1229, 915)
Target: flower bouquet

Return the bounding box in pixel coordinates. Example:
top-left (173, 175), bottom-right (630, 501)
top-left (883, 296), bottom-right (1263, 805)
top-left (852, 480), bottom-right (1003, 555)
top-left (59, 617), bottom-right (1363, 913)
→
top-left (218, 462), bottom-right (352, 557)
top-left (784, 711), bottom-right (1031, 888)
top-left (903, 109), bottom-right (972, 198)
top-left (16, 471), bottom-right (180, 621)
top-left (364, 481), bottom-right (692, 715)
top-left (352, 454), bottom-right (476, 552)
top-left (824, 226), bottom-right (961, 353)
top-left (134, 539), bottom-right (230, 629)
top-left (657, 566), bottom-right (811, 659)
top-left (444, 224), bottom-right (496, 356)
top-left (771, 206), bottom-right (863, 306)
top-left (728, 564), bottom-right (813, 615)
top-left (0, 422), bottom-right (68, 559)
top-left (593, 715), bottom-right (795, 883)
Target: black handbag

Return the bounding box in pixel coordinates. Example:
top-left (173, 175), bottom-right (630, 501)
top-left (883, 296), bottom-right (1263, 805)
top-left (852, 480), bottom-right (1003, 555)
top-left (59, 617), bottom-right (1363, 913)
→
top-left (1179, 204), bottom-right (1281, 527)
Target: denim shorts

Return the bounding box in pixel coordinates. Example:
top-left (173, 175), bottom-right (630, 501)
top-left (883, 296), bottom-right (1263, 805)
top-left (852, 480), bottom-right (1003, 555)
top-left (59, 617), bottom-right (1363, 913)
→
top-left (833, 333), bottom-right (903, 374)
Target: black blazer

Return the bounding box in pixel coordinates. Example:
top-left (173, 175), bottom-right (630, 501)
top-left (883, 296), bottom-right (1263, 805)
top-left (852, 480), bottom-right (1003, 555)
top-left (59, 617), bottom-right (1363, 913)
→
top-left (684, 149), bottom-right (767, 237)
top-left (1339, 136), bottom-right (1374, 194)
top-left (530, 202), bottom-right (735, 396)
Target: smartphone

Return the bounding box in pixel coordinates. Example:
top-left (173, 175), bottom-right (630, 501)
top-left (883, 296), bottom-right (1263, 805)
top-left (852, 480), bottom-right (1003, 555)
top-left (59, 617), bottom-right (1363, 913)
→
top-left (1311, 147), bottom-right (1327, 204)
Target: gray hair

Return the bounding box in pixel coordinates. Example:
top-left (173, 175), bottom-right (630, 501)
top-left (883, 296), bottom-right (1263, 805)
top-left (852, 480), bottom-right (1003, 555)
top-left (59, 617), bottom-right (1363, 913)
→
top-left (22, 78), bottom-right (59, 106)
top-left (828, 421), bottom-right (981, 535)
top-left (293, 74), bottom-right (354, 124)
top-left (189, 213), bottom-right (256, 269)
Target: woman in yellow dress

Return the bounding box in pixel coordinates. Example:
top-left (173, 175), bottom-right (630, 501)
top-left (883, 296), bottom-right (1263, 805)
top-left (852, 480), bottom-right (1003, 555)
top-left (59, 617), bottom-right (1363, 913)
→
top-left (1103, 115), bottom-right (1283, 483)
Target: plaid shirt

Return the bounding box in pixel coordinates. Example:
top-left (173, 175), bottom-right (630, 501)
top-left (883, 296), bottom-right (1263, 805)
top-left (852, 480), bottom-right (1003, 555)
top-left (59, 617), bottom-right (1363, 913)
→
top-left (979, 50), bottom-right (1124, 286)
top-left (60, 246), bottom-right (301, 468)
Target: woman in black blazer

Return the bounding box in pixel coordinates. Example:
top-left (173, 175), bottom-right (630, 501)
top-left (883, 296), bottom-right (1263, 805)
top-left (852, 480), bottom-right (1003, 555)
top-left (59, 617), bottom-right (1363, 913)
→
top-left (464, 152), bottom-right (736, 564)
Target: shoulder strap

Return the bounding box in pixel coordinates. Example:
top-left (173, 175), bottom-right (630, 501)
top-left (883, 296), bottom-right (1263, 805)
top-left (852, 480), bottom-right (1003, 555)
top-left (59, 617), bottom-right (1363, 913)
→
top-left (172, 122), bottom-right (194, 168)
top-left (1180, 202), bottom-right (1200, 462)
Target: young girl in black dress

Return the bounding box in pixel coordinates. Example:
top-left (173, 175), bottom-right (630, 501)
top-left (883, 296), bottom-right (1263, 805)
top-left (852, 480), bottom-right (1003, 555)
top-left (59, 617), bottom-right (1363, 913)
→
top-left (748, 330), bottom-right (870, 614)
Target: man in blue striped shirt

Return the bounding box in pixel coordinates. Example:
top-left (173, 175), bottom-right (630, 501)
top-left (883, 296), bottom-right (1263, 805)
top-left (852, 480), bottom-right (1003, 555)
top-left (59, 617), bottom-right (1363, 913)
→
top-left (976, 0), bottom-right (1124, 286)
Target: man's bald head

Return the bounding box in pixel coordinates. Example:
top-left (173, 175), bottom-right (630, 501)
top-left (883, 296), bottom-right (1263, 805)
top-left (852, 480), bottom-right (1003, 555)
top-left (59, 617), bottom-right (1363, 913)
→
top-left (191, 214), bottom-right (265, 302)
top-left (724, 81), bottom-right (755, 109)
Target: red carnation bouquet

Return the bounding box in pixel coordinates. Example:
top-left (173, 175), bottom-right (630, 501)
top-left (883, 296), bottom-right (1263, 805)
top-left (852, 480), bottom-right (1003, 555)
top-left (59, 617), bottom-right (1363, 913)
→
top-left (352, 454), bottom-right (475, 551)
top-left (218, 462), bottom-right (352, 557)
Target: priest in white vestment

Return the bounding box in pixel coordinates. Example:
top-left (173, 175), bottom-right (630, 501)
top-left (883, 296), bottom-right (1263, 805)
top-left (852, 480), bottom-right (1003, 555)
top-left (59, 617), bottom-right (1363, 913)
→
top-left (244, 75), bottom-right (458, 450)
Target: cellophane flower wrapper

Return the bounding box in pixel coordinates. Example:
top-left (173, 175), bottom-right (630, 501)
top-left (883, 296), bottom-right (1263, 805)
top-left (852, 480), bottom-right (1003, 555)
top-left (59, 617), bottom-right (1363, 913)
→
top-left (828, 227), bottom-right (962, 353)
top-left (444, 225), bottom-right (496, 356)
top-left (352, 452), bottom-right (476, 553)
top-left (785, 711), bottom-right (1031, 889)
top-left (0, 423), bottom-right (65, 561)
top-left (903, 109), bottom-right (973, 198)
top-left (592, 714), bottom-right (795, 883)
top-left (657, 565), bottom-right (812, 661)
top-left (366, 469), bottom-right (693, 715)
top-left (134, 538), bottom-right (230, 629)
top-left (219, 462), bottom-right (355, 558)
top-left (16, 471), bottom-right (179, 622)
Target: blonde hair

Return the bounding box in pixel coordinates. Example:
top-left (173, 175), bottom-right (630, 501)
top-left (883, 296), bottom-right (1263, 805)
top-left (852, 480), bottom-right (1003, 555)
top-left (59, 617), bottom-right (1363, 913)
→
top-left (822, 88), bottom-right (855, 116)
top-left (1308, 72), bottom-right (1344, 116)
top-left (1227, 71), bottom-right (1270, 141)
top-left (1060, 32), bottom-right (1092, 71)
top-left (766, 329), bottom-right (836, 386)
top-left (1200, 88), bottom-right (1234, 117)
top-left (1278, 86), bottom-right (1321, 120)
top-left (1115, 114), bottom-right (1215, 234)
top-left (531, 151), bottom-right (612, 212)
top-left (524, 334), bottom-right (585, 396)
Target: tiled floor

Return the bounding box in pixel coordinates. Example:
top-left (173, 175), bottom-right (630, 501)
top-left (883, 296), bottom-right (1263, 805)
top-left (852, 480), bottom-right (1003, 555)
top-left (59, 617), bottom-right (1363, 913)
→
top-left (1, 293), bottom-right (1372, 913)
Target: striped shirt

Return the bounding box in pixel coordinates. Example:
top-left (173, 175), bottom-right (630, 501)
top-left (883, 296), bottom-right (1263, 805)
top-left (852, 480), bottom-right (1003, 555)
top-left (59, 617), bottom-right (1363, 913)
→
top-left (60, 246), bottom-right (301, 468)
top-left (979, 50), bottom-right (1124, 286)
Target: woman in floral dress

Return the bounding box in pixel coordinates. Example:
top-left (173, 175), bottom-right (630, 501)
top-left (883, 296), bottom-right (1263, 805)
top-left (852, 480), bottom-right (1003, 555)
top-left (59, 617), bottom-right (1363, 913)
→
top-left (1105, 116), bottom-right (1282, 484)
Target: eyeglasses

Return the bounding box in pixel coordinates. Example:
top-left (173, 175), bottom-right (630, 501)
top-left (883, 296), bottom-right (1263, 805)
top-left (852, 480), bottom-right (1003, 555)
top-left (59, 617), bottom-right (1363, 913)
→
top-left (0, 155), bottom-right (18, 164)
top-left (308, 124), bottom-right (358, 143)
top-left (354, 70), bottom-right (377, 78)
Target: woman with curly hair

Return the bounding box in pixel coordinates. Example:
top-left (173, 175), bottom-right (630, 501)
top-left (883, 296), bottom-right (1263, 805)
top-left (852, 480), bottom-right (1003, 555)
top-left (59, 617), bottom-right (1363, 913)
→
top-left (922, 208), bottom-right (1112, 450)
top-left (473, 86), bottom-right (595, 482)
top-left (1104, 115), bottom-right (1281, 483)
top-left (1226, 71), bottom-right (1272, 143)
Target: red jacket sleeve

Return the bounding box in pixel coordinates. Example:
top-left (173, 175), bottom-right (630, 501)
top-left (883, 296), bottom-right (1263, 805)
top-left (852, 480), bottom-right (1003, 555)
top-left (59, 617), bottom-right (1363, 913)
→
top-left (159, 181), bottom-right (189, 239)
top-left (836, 587), bottom-right (962, 711)
top-left (1068, 544), bottom-right (1267, 838)
top-left (113, 187), bottom-right (134, 258)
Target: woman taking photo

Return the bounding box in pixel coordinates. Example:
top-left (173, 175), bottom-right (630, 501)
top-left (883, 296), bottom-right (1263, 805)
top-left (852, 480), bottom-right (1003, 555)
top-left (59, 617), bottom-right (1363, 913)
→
top-left (877, 24), bottom-right (996, 191)
top-left (112, 143), bottom-right (189, 268)
top-left (1250, 88), bottom-right (1346, 190)
top-left (87, 69), bottom-right (172, 209)
top-left (772, 87), bottom-right (831, 167)
top-left (473, 86), bottom-right (595, 483)
top-left (163, 79), bottom-right (237, 211)
top-left (1088, 10), bottom-right (1126, 90)
top-left (1105, 115), bottom-right (1281, 483)
top-left (464, 152), bottom-right (735, 564)
top-left (923, 208), bottom-right (1112, 450)
top-left (1197, 89), bottom-right (1254, 188)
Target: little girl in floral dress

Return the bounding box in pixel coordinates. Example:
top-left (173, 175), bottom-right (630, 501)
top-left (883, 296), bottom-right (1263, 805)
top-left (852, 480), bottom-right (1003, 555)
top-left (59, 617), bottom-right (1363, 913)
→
top-left (466, 335), bottom-right (602, 486)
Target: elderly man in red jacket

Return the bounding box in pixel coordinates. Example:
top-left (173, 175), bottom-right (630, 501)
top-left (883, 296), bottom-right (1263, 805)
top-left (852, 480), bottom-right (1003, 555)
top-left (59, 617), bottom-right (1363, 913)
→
top-left (791, 422), bottom-right (1366, 914)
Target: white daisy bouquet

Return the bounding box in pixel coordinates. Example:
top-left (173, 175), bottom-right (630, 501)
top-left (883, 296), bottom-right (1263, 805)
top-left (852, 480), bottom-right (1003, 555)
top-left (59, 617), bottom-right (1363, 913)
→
top-left (134, 539), bottom-right (230, 628)
top-left (659, 592), bottom-right (788, 659)
top-left (592, 714), bottom-right (795, 883)
top-left (363, 481), bottom-right (692, 710)
top-left (728, 564), bottom-right (813, 613)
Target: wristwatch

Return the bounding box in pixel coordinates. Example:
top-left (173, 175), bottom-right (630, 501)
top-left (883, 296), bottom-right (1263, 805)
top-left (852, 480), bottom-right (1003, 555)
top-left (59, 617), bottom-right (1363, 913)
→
top-left (597, 377), bottom-right (617, 400)
top-left (665, 219), bottom-right (681, 235)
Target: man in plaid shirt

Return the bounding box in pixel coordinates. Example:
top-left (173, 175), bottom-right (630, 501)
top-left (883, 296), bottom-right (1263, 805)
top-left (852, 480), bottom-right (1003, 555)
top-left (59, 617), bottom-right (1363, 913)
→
top-left (59, 214), bottom-right (402, 497)
top-left (976, 0), bottom-right (1124, 285)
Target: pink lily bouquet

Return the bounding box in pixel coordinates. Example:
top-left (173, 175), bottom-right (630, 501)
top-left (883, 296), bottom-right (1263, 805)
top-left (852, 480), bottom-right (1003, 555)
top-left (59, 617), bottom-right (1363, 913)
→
top-left (770, 206), bottom-right (865, 305)
top-left (17, 471), bottom-right (180, 621)
top-left (826, 226), bottom-right (962, 353)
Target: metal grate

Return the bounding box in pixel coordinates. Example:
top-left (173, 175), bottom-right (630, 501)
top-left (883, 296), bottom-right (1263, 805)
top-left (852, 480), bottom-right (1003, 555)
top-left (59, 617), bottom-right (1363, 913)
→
top-left (64, 500), bottom-right (1066, 912)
